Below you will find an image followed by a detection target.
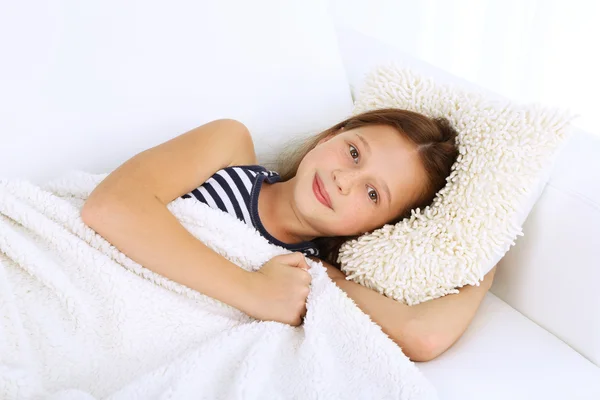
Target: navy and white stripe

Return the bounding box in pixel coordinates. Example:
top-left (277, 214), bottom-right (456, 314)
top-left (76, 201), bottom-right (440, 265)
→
top-left (182, 165), bottom-right (319, 257)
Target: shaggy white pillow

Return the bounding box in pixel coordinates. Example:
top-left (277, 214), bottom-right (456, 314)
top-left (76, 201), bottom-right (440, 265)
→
top-left (338, 64), bottom-right (574, 305)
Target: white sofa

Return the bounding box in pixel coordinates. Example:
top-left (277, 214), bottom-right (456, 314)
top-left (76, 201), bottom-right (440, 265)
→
top-left (335, 27), bottom-right (600, 399)
top-left (1, 1), bottom-right (598, 398)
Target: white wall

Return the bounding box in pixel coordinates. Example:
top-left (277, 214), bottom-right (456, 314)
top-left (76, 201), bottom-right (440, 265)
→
top-left (329, 0), bottom-right (599, 134)
top-left (0, 0), bottom-right (353, 182)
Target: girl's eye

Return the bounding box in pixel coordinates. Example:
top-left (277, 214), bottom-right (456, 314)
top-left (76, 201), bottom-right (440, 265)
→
top-left (349, 144), bottom-right (359, 163)
top-left (367, 187), bottom-right (378, 204)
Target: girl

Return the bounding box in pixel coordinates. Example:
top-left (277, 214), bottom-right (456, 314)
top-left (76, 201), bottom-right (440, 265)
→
top-left (81, 109), bottom-right (497, 362)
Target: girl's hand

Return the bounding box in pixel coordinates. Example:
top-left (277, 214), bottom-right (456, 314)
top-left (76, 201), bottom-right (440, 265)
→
top-left (243, 253), bottom-right (312, 326)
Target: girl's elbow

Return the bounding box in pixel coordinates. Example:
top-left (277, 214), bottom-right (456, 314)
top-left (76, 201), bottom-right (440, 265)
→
top-left (81, 198), bottom-right (102, 227)
top-left (394, 322), bottom-right (453, 362)
top-left (397, 333), bottom-right (442, 362)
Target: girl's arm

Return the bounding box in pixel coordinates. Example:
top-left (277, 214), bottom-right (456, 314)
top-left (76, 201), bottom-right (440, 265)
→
top-left (82, 120), bottom-right (311, 327)
top-left (82, 120), bottom-right (259, 312)
top-left (312, 258), bottom-right (496, 362)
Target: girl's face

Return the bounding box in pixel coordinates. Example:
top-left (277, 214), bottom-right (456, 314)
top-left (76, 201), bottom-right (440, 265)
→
top-left (293, 125), bottom-right (428, 237)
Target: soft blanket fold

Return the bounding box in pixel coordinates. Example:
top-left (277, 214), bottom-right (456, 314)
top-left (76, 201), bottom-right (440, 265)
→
top-left (0, 171), bottom-right (436, 400)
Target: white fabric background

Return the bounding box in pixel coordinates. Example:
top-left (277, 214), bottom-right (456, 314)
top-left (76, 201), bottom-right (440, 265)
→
top-left (329, 0), bottom-right (599, 135)
top-left (0, 0), bottom-right (353, 183)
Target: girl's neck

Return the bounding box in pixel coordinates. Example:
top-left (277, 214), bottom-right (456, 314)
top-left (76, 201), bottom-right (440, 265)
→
top-left (258, 178), bottom-right (316, 244)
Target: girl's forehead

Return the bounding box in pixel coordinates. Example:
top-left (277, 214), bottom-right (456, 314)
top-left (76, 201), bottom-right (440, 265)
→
top-left (346, 125), bottom-right (419, 154)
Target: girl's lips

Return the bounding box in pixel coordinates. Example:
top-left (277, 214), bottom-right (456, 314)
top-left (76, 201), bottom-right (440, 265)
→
top-left (313, 173), bottom-right (332, 209)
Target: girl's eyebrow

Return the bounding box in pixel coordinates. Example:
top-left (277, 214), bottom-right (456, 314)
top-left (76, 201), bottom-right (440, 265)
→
top-left (355, 132), bottom-right (371, 155)
top-left (355, 132), bottom-right (392, 205)
top-left (379, 178), bottom-right (392, 206)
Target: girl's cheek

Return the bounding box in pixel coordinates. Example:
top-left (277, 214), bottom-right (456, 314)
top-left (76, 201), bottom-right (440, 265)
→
top-left (328, 149), bottom-right (341, 164)
top-left (335, 217), bottom-right (357, 235)
top-left (347, 201), bottom-right (369, 225)
top-left (338, 146), bottom-right (348, 163)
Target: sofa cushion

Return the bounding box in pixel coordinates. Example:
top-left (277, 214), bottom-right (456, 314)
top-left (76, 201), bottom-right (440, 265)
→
top-left (0, 0), bottom-right (353, 183)
top-left (418, 293), bottom-right (600, 400)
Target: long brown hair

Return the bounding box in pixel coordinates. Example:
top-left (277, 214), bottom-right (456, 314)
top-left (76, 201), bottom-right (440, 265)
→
top-left (275, 108), bottom-right (459, 266)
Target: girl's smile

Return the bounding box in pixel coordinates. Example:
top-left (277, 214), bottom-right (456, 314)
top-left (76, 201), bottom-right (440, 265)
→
top-left (313, 173), bottom-right (332, 209)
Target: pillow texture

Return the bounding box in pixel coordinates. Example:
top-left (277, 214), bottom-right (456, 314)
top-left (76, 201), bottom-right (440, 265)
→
top-left (338, 63), bottom-right (574, 305)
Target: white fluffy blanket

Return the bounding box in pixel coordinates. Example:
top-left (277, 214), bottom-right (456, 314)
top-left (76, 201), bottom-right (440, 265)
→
top-left (0, 172), bottom-right (436, 400)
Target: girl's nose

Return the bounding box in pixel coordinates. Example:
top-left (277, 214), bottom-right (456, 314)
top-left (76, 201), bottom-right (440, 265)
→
top-left (332, 169), bottom-right (358, 195)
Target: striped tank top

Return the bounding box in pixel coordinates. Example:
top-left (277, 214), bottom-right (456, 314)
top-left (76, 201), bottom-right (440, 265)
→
top-left (181, 165), bottom-right (320, 257)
